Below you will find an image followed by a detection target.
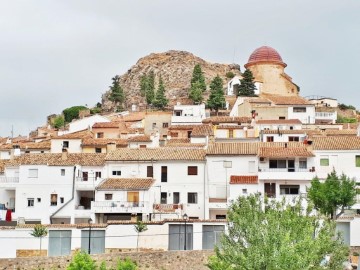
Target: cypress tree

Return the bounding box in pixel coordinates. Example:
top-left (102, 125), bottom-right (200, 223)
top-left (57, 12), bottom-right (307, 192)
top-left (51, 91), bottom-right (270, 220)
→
top-left (191, 64), bottom-right (206, 92)
top-left (207, 75), bottom-right (225, 113)
top-left (109, 75), bottom-right (125, 111)
top-left (238, 69), bottom-right (256, 96)
top-left (153, 75), bottom-right (168, 110)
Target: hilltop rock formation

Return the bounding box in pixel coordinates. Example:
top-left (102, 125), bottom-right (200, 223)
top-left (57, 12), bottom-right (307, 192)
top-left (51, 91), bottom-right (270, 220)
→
top-left (101, 50), bottom-right (241, 112)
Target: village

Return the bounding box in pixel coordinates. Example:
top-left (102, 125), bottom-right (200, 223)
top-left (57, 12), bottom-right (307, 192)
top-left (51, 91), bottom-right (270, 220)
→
top-left (0, 46), bottom-right (359, 268)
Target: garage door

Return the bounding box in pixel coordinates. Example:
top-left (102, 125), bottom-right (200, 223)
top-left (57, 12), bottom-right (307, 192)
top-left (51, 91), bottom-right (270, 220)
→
top-left (81, 230), bottom-right (105, 254)
top-left (168, 224), bottom-right (193, 250)
top-left (48, 230), bottom-right (72, 256)
top-left (202, 225), bottom-right (224, 250)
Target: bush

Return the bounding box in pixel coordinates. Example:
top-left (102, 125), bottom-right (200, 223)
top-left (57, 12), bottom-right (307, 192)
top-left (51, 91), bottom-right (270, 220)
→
top-left (62, 106), bottom-right (88, 123)
top-left (67, 251), bottom-right (96, 270)
top-left (336, 115), bottom-right (357, 123)
top-left (116, 258), bottom-right (138, 270)
top-left (338, 103), bottom-right (356, 110)
top-left (225, 71), bottom-right (235, 79)
top-left (90, 107), bottom-right (102, 114)
top-left (53, 115), bottom-right (65, 129)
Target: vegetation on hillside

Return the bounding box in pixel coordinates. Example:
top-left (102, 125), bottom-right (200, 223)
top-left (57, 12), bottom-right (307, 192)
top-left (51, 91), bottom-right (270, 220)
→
top-left (208, 194), bottom-right (348, 270)
top-left (62, 106), bottom-right (88, 123)
top-left (189, 64), bottom-right (206, 103)
top-left (108, 75), bottom-right (125, 112)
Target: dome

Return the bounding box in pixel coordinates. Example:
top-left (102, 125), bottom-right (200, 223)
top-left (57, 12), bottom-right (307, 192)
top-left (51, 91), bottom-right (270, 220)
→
top-left (245, 46), bottom-right (286, 68)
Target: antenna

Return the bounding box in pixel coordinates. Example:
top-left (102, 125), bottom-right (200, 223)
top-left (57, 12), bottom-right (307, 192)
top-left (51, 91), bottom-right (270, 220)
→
top-left (11, 125), bottom-right (14, 138)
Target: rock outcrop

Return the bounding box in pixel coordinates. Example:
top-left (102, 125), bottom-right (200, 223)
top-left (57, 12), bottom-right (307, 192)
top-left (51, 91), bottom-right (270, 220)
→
top-left (102, 50), bottom-right (241, 112)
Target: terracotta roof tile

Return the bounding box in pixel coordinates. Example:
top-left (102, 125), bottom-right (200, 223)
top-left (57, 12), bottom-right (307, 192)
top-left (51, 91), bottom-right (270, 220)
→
top-left (209, 198), bottom-right (227, 203)
top-left (312, 136), bottom-right (360, 150)
top-left (52, 130), bottom-right (93, 139)
top-left (217, 125), bottom-right (249, 130)
top-left (164, 143), bottom-right (206, 149)
top-left (230, 175), bottom-right (258, 184)
top-left (128, 135), bottom-right (152, 142)
top-left (97, 178), bottom-right (155, 190)
top-left (191, 125), bottom-right (214, 137)
top-left (92, 122), bottom-right (120, 128)
top-left (106, 148), bottom-right (206, 161)
top-left (7, 153), bottom-right (106, 167)
top-left (168, 125), bottom-right (197, 130)
top-left (0, 140), bottom-right (51, 150)
top-left (167, 138), bottom-right (190, 144)
top-left (262, 130), bottom-right (305, 134)
top-left (261, 94), bottom-right (311, 105)
top-left (202, 116), bottom-right (252, 124)
top-left (258, 147), bottom-right (314, 158)
top-left (207, 142), bottom-right (258, 155)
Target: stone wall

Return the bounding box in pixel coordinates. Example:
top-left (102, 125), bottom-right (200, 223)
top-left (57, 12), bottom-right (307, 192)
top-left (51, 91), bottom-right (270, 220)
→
top-left (0, 250), bottom-right (214, 270)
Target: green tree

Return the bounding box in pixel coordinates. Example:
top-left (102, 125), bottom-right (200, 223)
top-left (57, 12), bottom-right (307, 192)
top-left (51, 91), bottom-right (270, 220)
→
top-left (207, 75), bottom-right (225, 113)
top-left (152, 75), bottom-right (168, 110)
top-left (67, 251), bottom-right (96, 270)
top-left (109, 75), bottom-right (125, 112)
top-left (30, 224), bottom-right (48, 256)
top-left (116, 258), bottom-right (138, 270)
top-left (134, 220), bottom-right (148, 252)
top-left (189, 81), bottom-right (204, 103)
top-left (62, 106), bottom-right (88, 123)
top-left (237, 69), bottom-right (256, 96)
top-left (308, 171), bottom-right (357, 220)
top-left (53, 115), bottom-right (65, 129)
top-left (140, 71), bottom-right (155, 105)
top-left (208, 194), bottom-right (348, 270)
top-left (191, 64), bottom-right (206, 92)
top-left (225, 71), bottom-right (235, 79)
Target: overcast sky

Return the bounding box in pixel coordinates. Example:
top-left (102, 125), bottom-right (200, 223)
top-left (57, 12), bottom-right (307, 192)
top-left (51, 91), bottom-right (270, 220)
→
top-left (0, 0), bottom-right (359, 137)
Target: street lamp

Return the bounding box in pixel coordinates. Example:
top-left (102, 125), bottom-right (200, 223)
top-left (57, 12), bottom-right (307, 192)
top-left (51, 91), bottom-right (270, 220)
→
top-left (183, 213), bottom-right (188, 250)
top-left (88, 218), bottom-right (92, 254)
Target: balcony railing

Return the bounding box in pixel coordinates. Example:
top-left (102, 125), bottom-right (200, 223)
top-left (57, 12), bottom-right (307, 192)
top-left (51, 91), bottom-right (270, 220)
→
top-left (258, 167), bottom-right (315, 173)
top-left (76, 177), bottom-right (103, 182)
top-left (93, 201), bottom-right (145, 208)
top-left (153, 204), bottom-right (183, 212)
top-left (0, 177), bottom-right (19, 183)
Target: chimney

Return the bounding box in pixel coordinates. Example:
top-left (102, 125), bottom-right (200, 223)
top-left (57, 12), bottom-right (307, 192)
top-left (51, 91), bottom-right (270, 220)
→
top-left (106, 142), bottom-right (116, 153)
top-left (62, 148), bottom-right (68, 160)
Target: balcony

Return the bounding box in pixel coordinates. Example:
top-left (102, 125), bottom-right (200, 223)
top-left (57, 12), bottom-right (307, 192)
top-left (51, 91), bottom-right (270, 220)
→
top-left (153, 204), bottom-right (183, 213)
top-left (208, 198), bottom-right (228, 209)
top-left (0, 177), bottom-right (19, 189)
top-left (258, 167), bottom-right (316, 181)
top-left (91, 201), bottom-right (148, 213)
top-left (76, 177), bottom-right (103, 190)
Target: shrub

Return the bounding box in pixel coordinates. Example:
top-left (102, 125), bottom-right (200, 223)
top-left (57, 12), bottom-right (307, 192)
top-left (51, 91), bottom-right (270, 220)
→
top-left (62, 106), bottom-right (88, 123)
top-left (53, 115), bottom-right (65, 129)
top-left (225, 71), bottom-right (235, 79)
top-left (116, 258), bottom-right (138, 270)
top-left (67, 251), bottom-right (96, 270)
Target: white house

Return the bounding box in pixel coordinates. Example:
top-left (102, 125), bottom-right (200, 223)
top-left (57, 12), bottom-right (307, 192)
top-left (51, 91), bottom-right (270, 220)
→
top-left (67, 115), bottom-right (110, 134)
top-left (51, 130), bottom-right (92, 153)
top-left (171, 104), bottom-right (206, 125)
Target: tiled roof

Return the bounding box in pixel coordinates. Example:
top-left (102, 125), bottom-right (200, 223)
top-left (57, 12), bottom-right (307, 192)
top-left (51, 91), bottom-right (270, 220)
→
top-left (217, 125), bottom-right (248, 130)
top-left (191, 125), bottom-right (214, 137)
top-left (0, 160), bottom-right (9, 173)
top-left (248, 98), bottom-right (271, 104)
top-left (97, 178), bottom-right (155, 190)
top-left (312, 136), bottom-right (360, 150)
top-left (315, 107), bottom-right (336, 112)
top-left (256, 119), bottom-right (302, 125)
top-left (92, 122), bottom-right (120, 128)
top-left (207, 142), bottom-right (258, 155)
top-left (168, 125), bottom-right (197, 130)
top-left (81, 138), bottom-right (128, 147)
top-left (0, 140), bottom-right (51, 150)
top-left (202, 116), bottom-right (252, 124)
top-left (258, 147), bottom-right (314, 157)
top-left (209, 198), bottom-right (227, 203)
top-left (164, 143), bottom-right (206, 149)
top-left (106, 148), bottom-right (206, 161)
top-left (261, 94), bottom-right (311, 105)
top-left (167, 138), bottom-right (190, 144)
top-left (127, 135), bottom-right (151, 142)
top-left (325, 129), bottom-right (357, 136)
top-left (262, 129), bottom-right (305, 134)
top-left (128, 128), bottom-right (145, 134)
top-left (7, 153), bottom-right (106, 167)
top-left (230, 175), bottom-right (258, 184)
top-left (52, 130), bottom-right (93, 139)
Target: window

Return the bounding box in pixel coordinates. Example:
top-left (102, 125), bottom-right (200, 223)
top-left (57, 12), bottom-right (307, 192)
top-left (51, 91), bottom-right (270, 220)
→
top-left (27, 198), bottom-right (34, 207)
top-left (289, 136), bottom-right (299, 142)
top-left (112, 171), bottom-right (121, 176)
top-left (163, 123), bottom-right (169, 128)
top-left (152, 123), bottom-right (156, 129)
top-left (63, 141), bottom-right (69, 148)
top-left (25, 150), bottom-right (30, 154)
top-left (320, 156), bottom-right (329, 166)
top-left (175, 110), bottom-right (182, 116)
top-left (280, 185), bottom-right (300, 195)
top-left (161, 192), bottom-right (167, 204)
top-left (188, 166), bottom-right (198, 175)
top-left (28, 169), bottom-right (38, 178)
top-left (171, 132), bottom-right (178, 138)
top-left (215, 215), bottom-right (226, 219)
top-left (105, 194), bottom-right (113, 200)
top-left (37, 198), bottom-right (41, 203)
top-left (299, 159), bottom-right (307, 169)
top-left (356, 156), bottom-right (360, 167)
top-left (95, 148), bottom-right (102, 153)
top-left (161, 166), bottom-right (167, 182)
top-left (188, 193), bottom-right (198, 204)
top-left (61, 169), bottom-right (65, 176)
top-left (228, 129), bottom-right (234, 138)
top-left (50, 194), bottom-right (58, 206)
top-left (127, 192), bottom-right (139, 203)
top-left (266, 136), bottom-right (274, 142)
top-left (60, 197), bottom-right (64, 204)
top-left (187, 131), bottom-right (192, 138)
top-left (290, 126), bottom-right (294, 130)
top-left (173, 192), bottom-right (180, 204)
top-left (242, 189), bottom-right (248, 195)
top-left (147, 166), bottom-right (153, 178)
top-left (139, 145), bottom-right (147, 148)
top-left (293, 107), bottom-right (306, 113)
top-left (97, 132), bottom-right (104, 138)
top-left (95, 172), bottom-right (102, 179)
top-left (279, 117), bottom-right (286, 120)
top-left (269, 160), bottom-right (286, 169)
top-left (82, 172), bottom-right (88, 181)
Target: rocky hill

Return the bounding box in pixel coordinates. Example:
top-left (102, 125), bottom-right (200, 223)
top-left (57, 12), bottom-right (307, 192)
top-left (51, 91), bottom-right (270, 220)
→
top-left (101, 50), bottom-right (241, 112)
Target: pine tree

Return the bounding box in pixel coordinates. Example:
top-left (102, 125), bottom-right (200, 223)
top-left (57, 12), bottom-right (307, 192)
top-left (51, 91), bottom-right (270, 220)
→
top-left (145, 71), bottom-right (155, 105)
top-left (237, 69), bottom-right (256, 96)
top-left (153, 75), bottom-right (168, 110)
top-left (207, 75), bottom-right (225, 113)
top-left (109, 75), bottom-right (125, 111)
top-left (191, 64), bottom-right (206, 92)
top-left (189, 81), bottom-right (204, 103)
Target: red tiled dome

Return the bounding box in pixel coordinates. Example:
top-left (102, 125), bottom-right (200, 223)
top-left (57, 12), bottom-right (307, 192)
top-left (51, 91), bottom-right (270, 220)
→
top-left (245, 46), bottom-right (286, 68)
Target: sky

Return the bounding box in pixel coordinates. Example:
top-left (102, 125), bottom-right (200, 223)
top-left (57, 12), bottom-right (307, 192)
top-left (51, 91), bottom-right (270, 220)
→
top-left (0, 0), bottom-right (359, 137)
